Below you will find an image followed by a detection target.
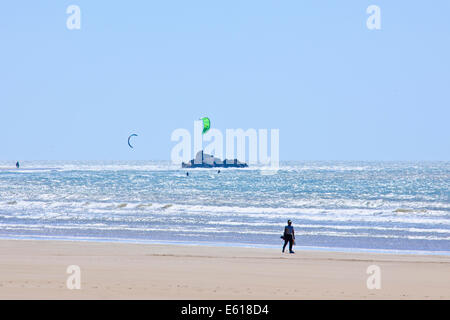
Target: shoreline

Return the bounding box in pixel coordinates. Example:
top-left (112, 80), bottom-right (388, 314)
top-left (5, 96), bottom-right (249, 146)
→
top-left (0, 236), bottom-right (449, 257)
top-left (1, 239), bottom-right (449, 299)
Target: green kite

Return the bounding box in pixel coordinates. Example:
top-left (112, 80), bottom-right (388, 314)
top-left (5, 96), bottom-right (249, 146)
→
top-left (200, 117), bottom-right (210, 134)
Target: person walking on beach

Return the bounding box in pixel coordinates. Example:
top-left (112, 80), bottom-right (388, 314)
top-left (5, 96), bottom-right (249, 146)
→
top-left (282, 220), bottom-right (295, 254)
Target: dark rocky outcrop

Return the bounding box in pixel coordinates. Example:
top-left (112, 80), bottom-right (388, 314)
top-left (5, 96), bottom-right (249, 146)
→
top-left (182, 151), bottom-right (248, 168)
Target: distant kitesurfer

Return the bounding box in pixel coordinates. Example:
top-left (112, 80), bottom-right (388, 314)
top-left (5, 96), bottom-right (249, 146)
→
top-left (186, 172), bottom-right (189, 176)
top-left (282, 220), bottom-right (295, 254)
top-left (217, 170), bottom-right (220, 173)
top-left (16, 161), bottom-right (20, 169)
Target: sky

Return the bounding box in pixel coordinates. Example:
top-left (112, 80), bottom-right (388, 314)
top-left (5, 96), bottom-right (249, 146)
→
top-left (1, 1), bottom-right (449, 161)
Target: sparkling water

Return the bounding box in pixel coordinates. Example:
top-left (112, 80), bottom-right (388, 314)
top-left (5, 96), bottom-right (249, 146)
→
top-left (0, 161), bottom-right (449, 253)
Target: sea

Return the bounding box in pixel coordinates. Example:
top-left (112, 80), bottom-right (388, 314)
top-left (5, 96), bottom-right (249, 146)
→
top-left (0, 161), bottom-right (449, 255)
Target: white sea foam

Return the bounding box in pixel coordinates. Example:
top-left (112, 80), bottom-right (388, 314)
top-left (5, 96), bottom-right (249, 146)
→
top-left (1, 160), bottom-right (449, 252)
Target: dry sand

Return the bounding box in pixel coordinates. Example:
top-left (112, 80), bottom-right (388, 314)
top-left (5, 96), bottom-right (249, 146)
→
top-left (0, 239), bottom-right (449, 299)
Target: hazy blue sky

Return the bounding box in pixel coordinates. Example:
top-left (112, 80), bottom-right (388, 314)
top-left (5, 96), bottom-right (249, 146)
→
top-left (1, 1), bottom-right (449, 160)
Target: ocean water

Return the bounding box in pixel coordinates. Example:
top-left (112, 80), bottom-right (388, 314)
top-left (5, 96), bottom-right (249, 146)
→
top-left (0, 161), bottom-right (449, 254)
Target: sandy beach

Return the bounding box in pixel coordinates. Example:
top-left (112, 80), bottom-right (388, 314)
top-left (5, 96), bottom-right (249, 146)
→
top-left (0, 239), bottom-right (449, 299)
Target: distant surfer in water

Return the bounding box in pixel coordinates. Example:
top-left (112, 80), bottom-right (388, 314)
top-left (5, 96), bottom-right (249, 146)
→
top-left (16, 161), bottom-right (20, 169)
top-left (282, 220), bottom-right (295, 254)
top-left (186, 172), bottom-right (189, 176)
